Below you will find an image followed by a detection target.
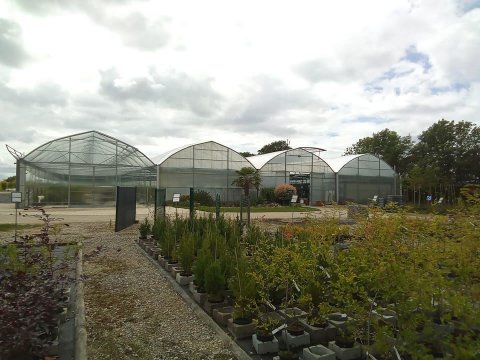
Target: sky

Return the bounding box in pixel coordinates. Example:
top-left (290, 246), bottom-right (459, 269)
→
top-left (0, 0), bottom-right (479, 178)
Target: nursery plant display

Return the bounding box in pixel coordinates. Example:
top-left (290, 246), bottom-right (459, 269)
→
top-left (143, 204), bottom-right (480, 359)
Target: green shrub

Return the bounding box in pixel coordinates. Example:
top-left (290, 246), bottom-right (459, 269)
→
top-left (178, 232), bottom-right (195, 275)
top-left (259, 187), bottom-right (275, 203)
top-left (139, 218), bottom-right (151, 239)
top-left (204, 261), bottom-right (225, 300)
top-left (194, 189), bottom-right (215, 206)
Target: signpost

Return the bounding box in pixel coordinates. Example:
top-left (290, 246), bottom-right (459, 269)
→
top-left (11, 192), bottom-right (22, 242)
top-left (173, 193), bottom-right (180, 217)
top-left (290, 194), bottom-right (298, 223)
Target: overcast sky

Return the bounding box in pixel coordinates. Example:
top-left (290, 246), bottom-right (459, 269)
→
top-left (0, 0), bottom-right (479, 178)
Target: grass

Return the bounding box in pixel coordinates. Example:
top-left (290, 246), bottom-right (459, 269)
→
top-left (0, 224), bottom-right (41, 232)
top-left (191, 205), bottom-right (320, 213)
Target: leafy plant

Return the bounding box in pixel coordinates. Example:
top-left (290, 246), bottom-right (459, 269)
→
top-left (138, 217), bottom-right (151, 239)
top-left (204, 261), bottom-right (225, 302)
top-left (178, 232), bottom-right (195, 275)
top-left (274, 183), bottom-right (297, 205)
top-left (0, 208), bottom-right (72, 359)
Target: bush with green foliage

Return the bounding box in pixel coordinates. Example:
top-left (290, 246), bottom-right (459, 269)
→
top-left (138, 217), bottom-right (151, 239)
top-left (178, 232), bottom-right (195, 275)
top-left (259, 187), bottom-right (275, 203)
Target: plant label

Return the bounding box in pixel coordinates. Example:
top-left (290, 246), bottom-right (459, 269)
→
top-left (266, 301), bottom-right (276, 310)
top-left (272, 323), bottom-right (287, 335)
top-left (292, 279), bottom-right (300, 292)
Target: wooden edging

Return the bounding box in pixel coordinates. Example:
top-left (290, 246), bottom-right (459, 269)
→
top-left (136, 242), bottom-right (252, 360)
top-left (75, 247), bottom-right (87, 360)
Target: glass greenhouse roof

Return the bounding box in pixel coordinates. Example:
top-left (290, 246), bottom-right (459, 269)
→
top-left (22, 131), bottom-right (154, 174)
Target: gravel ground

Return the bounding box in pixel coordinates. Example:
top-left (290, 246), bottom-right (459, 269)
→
top-left (79, 222), bottom-right (235, 360)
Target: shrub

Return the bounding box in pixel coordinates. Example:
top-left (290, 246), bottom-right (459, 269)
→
top-left (259, 187), bottom-right (275, 203)
top-left (194, 190), bottom-right (215, 206)
top-left (274, 183), bottom-right (297, 205)
top-left (138, 217), bottom-right (151, 239)
top-left (178, 232), bottom-right (195, 275)
top-left (204, 261), bottom-right (225, 301)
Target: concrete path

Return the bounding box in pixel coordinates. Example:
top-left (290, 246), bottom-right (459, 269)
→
top-left (0, 203), bottom-right (347, 225)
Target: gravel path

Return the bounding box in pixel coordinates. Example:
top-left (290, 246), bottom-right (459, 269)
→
top-left (79, 222), bottom-right (235, 360)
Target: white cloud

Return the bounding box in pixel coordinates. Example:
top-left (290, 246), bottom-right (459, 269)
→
top-left (0, 0), bottom-right (479, 178)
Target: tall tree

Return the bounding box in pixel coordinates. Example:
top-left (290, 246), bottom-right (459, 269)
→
top-left (239, 151), bottom-right (255, 158)
top-left (257, 140), bottom-right (291, 155)
top-left (412, 119), bottom-right (480, 186)
top-left (231, 167), bottom-right (262, 197)
top-left (344, 129), bottom-right (413, 174)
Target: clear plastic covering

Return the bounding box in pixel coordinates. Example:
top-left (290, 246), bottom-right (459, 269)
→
top-left (18, 131), bottom-right (155, 206)
top-left (156, 141), bottom-right (253, 203)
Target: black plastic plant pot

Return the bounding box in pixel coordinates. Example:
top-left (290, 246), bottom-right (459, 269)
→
top-left (336, 338), bottom-right (355, 348)
top-left (233, 317), bottom-right (252, 325)
top-left (286, 322), bottom-right (305, 336)
top-left (256, 329), bottom-right (274, 342)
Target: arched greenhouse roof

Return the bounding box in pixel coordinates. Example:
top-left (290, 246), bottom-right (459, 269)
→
top-left (22, 130), bottom-right (155, 171)
top-left (246, 150), bottom-right (288, 169)
top-left (152, 141), bottom-right (255, 169)
top-left (322, 154), bottom-right (396, 174)
top-left (247, 147), bottom-right (333, 172)
top-left (322, 154), bottom-right (365, 173)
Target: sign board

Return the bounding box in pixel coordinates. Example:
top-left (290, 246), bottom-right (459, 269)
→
top-left (291, 194), bottom-right (298, 203)
top-left (426, 195), bottom-right (432, 201)
top-left (172, 193), bottom-right (181, 203)
top-left (11, 192), bottom-right (22, 203)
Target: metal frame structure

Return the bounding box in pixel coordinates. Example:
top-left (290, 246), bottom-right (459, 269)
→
top-left (16, 131), bottom-right (155, 207)
top-left (153, 141), bottom-right (254, 203)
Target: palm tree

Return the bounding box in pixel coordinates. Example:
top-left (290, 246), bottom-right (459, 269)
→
top-left (232, 167), bottom-right (262, 197)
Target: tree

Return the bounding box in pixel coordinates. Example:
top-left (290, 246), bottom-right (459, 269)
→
top-left (344, 129), bottom-right (413, 174)
top-left (258, 140), bottom-right (291, 155)
top-left (239, 151), bottom-right (255, 158)
top-left (231, 167), bottom-right (262, 197)
top-left (412, 119), bottom-right (480, 186)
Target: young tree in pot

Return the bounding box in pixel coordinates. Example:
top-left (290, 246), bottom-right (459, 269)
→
top-left (204, 261), bottom-right (225, 303)
top-left (193, 237), bottom-right (213, 293)
top-left (229, 246), bottom-right (257, 324)
top-left (178, 232), bottom-right (195, 276)
top-left (139, 217), bottom-right (151, 240)
top-left (256, 314), bottom-right (281, 342)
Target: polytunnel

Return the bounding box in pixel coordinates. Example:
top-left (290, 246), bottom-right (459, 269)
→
top-left (153, 141), bottom-right (254, 203)
top-left (247, 148), bottom-right (336, 205)
top-left (15, 131), bottom-right (156, 207)
top-left (324, 154), bottom-right (399, 204)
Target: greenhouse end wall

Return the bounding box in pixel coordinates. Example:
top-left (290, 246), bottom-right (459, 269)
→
top-left (156, 141), bottom-right (253, 204)
top-left (335, 154), bottom-right (399, 204)
top-left (254, 149), bottom-right (336, 205)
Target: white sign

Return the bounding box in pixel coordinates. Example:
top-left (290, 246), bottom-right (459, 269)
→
top-left (291, 194), bottom-right (298, 203)
top-left (172, 193), bottom-right (181, 203)
top-left (11, 192), bottom-right (22, 203)
top-left (426, 195), bottom-right (432, 201)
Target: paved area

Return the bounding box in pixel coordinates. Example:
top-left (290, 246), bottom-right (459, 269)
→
top-left (0, 203), bottom-right (347, 226)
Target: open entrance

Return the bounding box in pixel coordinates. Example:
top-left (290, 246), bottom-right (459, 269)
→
top-left (289, 172), bottom-right (310, 205)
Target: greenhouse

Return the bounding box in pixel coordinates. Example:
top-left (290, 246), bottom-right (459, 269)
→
top-left (247, 148), bottom-right (336, 205)
top-left (324, 154), bottom-right (399, 204)
top-left (154, 141), bottom-right (253, 203)
top-left (15, 131), bottom-right (156, 207)
top-left (12, 131), bottom-right (399, 207)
